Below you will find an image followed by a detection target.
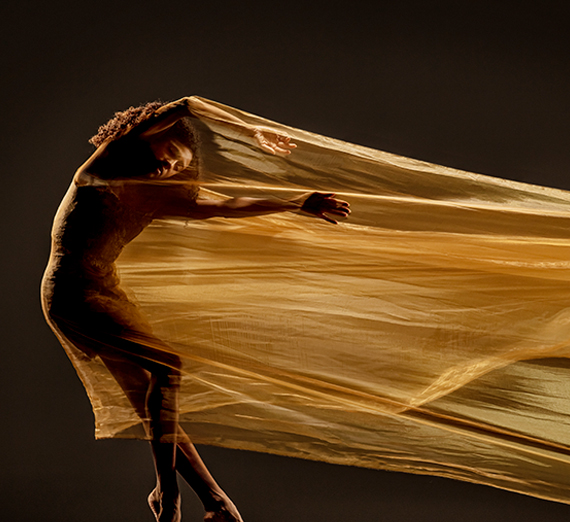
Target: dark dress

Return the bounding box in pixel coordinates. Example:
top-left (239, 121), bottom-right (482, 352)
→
top-left (41, 134), bottom-right (195, 437)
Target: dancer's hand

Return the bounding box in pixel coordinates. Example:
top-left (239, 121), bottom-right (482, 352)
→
top-left (252, 126), bottom-right (297, 155)
top-left (299, 192), bottom-right (351, 224)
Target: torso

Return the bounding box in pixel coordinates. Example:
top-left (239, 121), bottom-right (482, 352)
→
top-left (41, 133), bottom-right (196, 333)
top-left (41, 181), bottom-right (154, 320)
top-left (41, 133), bottom-right (159, 322)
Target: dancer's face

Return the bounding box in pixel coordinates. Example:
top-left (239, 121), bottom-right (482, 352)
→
top-left (148, 137), bottom-right (194, 179)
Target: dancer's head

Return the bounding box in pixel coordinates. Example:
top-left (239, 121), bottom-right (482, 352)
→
top-left (88, 102), bottom-right (201, 182)
top-left (89, 102), bottom-right (165, 148)
top-left (143, 116), bottom-right (200, 180)
top-left (146, 134), bottom-right (194, 179)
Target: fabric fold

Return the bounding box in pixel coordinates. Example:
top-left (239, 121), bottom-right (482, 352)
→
top-left (60, 98), bottom-right (570, 503)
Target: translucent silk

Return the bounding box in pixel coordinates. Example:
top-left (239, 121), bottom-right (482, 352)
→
top-left (59, 99), bottom-right (570, 503)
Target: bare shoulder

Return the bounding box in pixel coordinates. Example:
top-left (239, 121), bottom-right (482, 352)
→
top-left (73, 142), bottom-right (111, 183)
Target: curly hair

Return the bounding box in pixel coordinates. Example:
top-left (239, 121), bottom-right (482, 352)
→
top-left (89, 101), bottom-right (165, 147)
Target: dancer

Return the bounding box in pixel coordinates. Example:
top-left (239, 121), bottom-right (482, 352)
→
top-left (41, 96), bottom-right (350, 522)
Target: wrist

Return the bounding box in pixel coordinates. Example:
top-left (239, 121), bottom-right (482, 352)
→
top-left (287, 195), bottom-right (306, 211)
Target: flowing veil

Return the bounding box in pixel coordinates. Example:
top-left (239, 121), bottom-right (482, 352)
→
top-left (68, 97), bottom-right (570, 503)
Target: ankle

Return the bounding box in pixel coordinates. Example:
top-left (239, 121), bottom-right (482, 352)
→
top-left (154, 481), bottom-right (180, 499)
top-left (202, 489), bottom-right (230, 512)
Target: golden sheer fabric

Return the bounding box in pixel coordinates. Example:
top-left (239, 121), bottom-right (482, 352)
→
top-left (57, 98), bottom-right (570, 503)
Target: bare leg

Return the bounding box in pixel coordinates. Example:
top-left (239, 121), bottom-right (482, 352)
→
top-left (96, 354), bottom-right (180, 521)
top-left (146, 370), bottom-right (182, 522)
top-left (98, 352), bottom-right (242, 521)
top-left (175, 428), bottom-right (243, 522)
top-left (58, 318), bottom-right (243, 521)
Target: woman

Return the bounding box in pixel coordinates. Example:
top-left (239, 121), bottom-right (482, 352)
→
top-left (41, 96), bottom-right (350, 522)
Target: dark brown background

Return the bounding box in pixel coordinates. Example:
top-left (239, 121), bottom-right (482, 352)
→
top-left (2, 1), bottom-right (570, 520)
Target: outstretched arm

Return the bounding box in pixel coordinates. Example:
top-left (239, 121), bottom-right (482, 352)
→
top-left (140, 97), bottom-right (296, 155)
top-left (158, 192), bottom-right (350, 224)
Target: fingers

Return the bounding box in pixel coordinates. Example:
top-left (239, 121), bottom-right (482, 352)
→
top-left (318, 194), bottom-right (351, 224)
top-left (259, 142), bottom-right (276, 155)
top-left (300, 192), bottom-right (351, 224)
top-left (322, 195), bottom-right (351, 216)
top-left (320, 214), bottom-right (339, 224)
top-left (254, 128), bottom-right (297, 155)
top-left (271, 136), bottom-right (297, 155)
top-left (276, 135), bottom-right (297, 151)
top-left (274, 145), bottom-right (295, 155)
top-left (254, 131), bottom-right (276, 155)
top-left (327, 208), bottom-right (350, 216)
